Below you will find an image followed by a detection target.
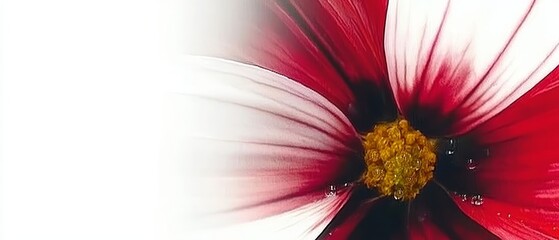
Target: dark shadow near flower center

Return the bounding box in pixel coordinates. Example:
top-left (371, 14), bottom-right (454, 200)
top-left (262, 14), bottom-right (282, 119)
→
top-left (331, 141), bottom-right (367, 186)
top-left (348, 80), bottom-right (398, 132)
top-left (405, 104), bottom-right (457, 137)
top-left (349, 197), bottom-right (408, 239)
top-left (410, 183), bottom-right (500, 239)
top-left (435, 136), bottom-right (489, 194)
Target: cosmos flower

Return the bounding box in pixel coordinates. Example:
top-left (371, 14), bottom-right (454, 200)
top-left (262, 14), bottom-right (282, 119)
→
top-left (171, 0), bottom-right (559, 239)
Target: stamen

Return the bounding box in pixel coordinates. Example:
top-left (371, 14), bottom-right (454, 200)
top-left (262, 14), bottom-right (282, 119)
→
top-left (361, 118), bottom-right (437, 200)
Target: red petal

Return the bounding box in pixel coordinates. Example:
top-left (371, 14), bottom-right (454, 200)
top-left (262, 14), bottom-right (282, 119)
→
top-left (285, 0), bottom-right (389, 84)
top-left (407, 217), bottom-right (450, 240)
top-left (384, 0), bottom-right (559, 135)
top-left (453, 197), bottom-right (559, 239)
top-left (459, 67), bottom-right (559, 238)
top-left (162, 57), bottom-right (362, 229)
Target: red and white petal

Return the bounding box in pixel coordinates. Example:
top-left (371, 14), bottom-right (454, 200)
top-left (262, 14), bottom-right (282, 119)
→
top-left (160, 57), bottom-right (360, 235)
top-left (321, 190), bottom-right (384, 240)
top-left (322, 202), bottom-right (375, 240)
top-left (456, 67), bottom-right (559, 239)
top-left (233, 1), bottom-right (355, 113)
top-left (385, 0), bottom-right (559, 135)
top-left (188, 188), bottom-right (352, 240)
top-left (192, 1), bottom-right (393, 128)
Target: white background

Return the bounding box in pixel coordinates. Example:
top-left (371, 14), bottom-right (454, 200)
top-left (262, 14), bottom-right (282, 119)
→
top-left (0, 0), bottom-right (223, 239)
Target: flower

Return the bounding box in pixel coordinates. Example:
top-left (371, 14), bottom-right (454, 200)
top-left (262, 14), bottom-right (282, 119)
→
top-left (172, 0), bottom-right (559, 239)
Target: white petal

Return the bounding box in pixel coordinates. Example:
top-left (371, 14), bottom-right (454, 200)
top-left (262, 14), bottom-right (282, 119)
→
top-left (385, 0), bottom-right (559, 134)
top-left (159, 57), bottom-right (359, 235)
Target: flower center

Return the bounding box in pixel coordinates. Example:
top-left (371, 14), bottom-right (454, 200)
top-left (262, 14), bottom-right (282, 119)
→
top-left (361, 118), bottom-right (437, 200)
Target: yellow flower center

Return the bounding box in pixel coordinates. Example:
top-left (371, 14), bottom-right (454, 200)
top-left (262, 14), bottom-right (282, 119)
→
top-left (361, 118), bottom-right (437, 200)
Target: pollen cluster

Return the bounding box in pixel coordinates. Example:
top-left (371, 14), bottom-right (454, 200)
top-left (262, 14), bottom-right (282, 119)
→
top-left (361, 118), bottom-right (437, 200)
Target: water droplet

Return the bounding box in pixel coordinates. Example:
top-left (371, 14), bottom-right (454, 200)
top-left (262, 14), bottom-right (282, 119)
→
top-left (444, 138), bottom-right (457, 155)
top-left (484, 148), bottom-right (490, 157)
top-left (552, 226), bottom-right (557, 231)
top-left (466, 158), bottom-right (477, 170)
top-left (448, 138), bottom-right (456, 148)
top-left (417, 213), bottom-right (427, 222)
top-left (497, 212), bottom-right (501, 216)
top-left (507, 213), bottom-right (511, 218)
top-left (470, 195), bottom-right (484, 206)
top-left (347, 103), bottom-right (355, 114)
top-left (393, 185), bottom-right (405, 200)
top-left (459, 194), bottom-right (468, 202)
top-left (325, 185), bottom-right (337, 197)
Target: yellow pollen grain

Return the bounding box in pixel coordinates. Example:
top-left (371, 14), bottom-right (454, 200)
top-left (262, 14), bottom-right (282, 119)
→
top-left (361, 118), bottom-right (437, 200)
